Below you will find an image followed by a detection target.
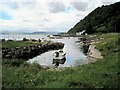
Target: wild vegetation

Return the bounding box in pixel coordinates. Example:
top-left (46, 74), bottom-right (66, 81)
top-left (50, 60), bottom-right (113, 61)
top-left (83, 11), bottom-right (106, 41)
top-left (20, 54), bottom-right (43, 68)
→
top-left (2, 2), bottom-right (120, 88)
top-left (68, 2), bottom-right (120, 34)
top-left (2, 33), bottom-right (119, 88)
top-left (2, 40), bottom-right (43, 49)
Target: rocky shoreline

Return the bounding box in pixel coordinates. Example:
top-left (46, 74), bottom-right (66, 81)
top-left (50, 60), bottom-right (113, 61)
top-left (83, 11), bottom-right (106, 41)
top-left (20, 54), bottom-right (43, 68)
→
top-left (2, 36), bottom-right (103, 64)
top-left (2, 40), bottom-right (64, 60)
top-left (79, 36), bottom-right (104, 63)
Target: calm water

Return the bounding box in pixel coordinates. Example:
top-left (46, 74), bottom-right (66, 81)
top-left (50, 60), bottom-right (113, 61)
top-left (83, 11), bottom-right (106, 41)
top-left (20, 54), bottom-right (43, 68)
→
top-left (28, 37), bottom-right (87, 67)
top-left (1, 34), bottom-right (87, 67)
top-left (0, 34), bottom-right (48, 40)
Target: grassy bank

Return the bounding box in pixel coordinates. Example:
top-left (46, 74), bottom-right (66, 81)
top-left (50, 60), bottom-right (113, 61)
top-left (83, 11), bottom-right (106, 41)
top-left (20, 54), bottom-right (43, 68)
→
top-left (2, 41), bottom-right (44, 49)
top-left (2, 33), bottom-right (119, 88)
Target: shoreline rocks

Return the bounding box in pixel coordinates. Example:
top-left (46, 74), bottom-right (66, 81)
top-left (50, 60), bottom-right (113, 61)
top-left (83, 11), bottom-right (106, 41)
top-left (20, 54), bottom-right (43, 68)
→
top-left (79, 36), bottom-right (103, 63)
top-left (79, 37), bottom-right (90, 55)
top-left (2, 41), bottom-right (64, 60)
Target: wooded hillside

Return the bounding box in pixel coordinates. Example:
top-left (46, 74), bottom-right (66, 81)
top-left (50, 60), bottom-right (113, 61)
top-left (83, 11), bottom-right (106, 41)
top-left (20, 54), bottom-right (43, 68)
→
top-left (68, 2), bottom-right (120, 34)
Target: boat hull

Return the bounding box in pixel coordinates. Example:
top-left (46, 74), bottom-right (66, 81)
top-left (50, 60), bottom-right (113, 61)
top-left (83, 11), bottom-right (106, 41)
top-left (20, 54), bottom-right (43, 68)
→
top-left (53, 57), bottom-right (66, 64)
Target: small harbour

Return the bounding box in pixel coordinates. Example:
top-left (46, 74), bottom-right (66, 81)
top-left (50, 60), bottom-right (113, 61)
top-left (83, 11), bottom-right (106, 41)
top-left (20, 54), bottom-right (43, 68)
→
top-left (28, 37), bottom-right (87, 67)
top-left (1, 34), bottom-right (87, 67)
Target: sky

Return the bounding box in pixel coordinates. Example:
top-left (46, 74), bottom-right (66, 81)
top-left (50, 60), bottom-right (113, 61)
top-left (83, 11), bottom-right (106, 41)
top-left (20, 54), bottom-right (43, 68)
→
top-left (0, 0), bottom-right (119, 33)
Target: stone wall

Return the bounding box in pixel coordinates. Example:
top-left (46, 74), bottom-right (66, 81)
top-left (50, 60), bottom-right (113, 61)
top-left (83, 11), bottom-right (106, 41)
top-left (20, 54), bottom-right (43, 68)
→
top-left (2, 42), bottom-right (64, 60)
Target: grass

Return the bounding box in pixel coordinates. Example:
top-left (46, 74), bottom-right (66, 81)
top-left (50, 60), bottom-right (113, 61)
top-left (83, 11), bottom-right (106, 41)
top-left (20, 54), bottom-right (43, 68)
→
top-left (2, 33), bottom-right (119, 88)
top-left (2, 41), bottom-right (44, 49)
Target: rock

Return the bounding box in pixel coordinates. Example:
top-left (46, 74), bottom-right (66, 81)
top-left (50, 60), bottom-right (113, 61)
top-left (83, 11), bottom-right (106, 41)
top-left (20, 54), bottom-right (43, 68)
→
top-left (82, 44), bottom-right (90, 55)
top-left (22, 38), bottom-right (29, 41)
top-left (2, 39), bottom-right (5, 42)
top-left (38, 39), bottom-right (41, 42)
top-left (5, 54), bottom-right (12, 59)
top-left (2, 42), bottom-right (64, 60)
top-left (8, 39), bottom-right (13, 41)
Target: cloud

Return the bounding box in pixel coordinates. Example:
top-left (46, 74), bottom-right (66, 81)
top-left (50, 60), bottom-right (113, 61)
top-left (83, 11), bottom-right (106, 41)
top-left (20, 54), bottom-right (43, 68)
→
top-left (0, 0), bottom-right (119, 32)
top-left (3, 2), bottom-right (19, 9)
top-left (48, 2), bottom-right (65, 13)
top-left (71, 2), bottom-right (88, 11)
top-left (2, 1), bottom-right (36, 9)
top-left (101, 0), bottom-right (119, 5)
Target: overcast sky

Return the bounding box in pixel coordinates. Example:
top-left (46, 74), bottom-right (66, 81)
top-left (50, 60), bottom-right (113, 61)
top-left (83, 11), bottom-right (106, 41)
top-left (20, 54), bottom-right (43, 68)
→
top-left (0, 0), bottom-right (119, 32)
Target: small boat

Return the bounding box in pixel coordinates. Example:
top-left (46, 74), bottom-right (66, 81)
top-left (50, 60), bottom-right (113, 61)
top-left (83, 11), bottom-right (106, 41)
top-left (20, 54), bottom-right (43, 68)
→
top-left (53, 49), bottom-right (66, 67)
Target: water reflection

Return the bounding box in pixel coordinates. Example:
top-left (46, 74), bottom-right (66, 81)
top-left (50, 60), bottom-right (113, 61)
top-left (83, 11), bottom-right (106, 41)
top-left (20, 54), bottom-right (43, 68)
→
top-left (28, 37), bottom-right (87, 67)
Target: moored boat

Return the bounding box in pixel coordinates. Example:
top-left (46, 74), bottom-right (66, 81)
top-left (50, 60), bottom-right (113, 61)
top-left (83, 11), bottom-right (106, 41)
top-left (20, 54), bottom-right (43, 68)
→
top-left (53, 49), bottom-right (66, 67)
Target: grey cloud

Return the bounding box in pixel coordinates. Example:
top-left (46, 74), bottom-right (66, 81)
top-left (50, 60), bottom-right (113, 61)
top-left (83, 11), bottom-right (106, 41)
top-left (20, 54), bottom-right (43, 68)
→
top-left (44, 18), bottom-right (49, 22)
top-left (102, 0), bottom-right (115, 4)
top-left (3, 1), bottom-right (36, 9)
top-left (3, 2), bottom-right (19, 9)
top-left (20, 2), bottom-right (36, 8)
top-left (102, 1), bottom-right (115, 5)
top-left (71, 2), bottom-right (88, 11)
top-left (76, 14), bottom-right (85, 18)
top-left (48, 2), bottom-right (65, 13)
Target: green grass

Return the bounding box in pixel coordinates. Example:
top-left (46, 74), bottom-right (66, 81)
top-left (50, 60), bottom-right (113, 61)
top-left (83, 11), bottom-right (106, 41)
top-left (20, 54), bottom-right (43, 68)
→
top-left (2, 33), bottom-right (119, 88)
top-left (2, 41), bottom-right (44, 49)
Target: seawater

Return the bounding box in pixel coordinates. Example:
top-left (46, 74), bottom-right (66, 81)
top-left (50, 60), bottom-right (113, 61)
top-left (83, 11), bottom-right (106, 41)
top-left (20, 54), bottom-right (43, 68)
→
top-left (28, 37), bottom-right (87, 67)
top-left (1, 34), bottom-right (87, 67)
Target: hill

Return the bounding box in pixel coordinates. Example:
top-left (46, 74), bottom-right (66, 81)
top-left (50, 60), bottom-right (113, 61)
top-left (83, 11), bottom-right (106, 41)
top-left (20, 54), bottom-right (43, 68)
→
top-left (68, 2), bottom-right (120, 34)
